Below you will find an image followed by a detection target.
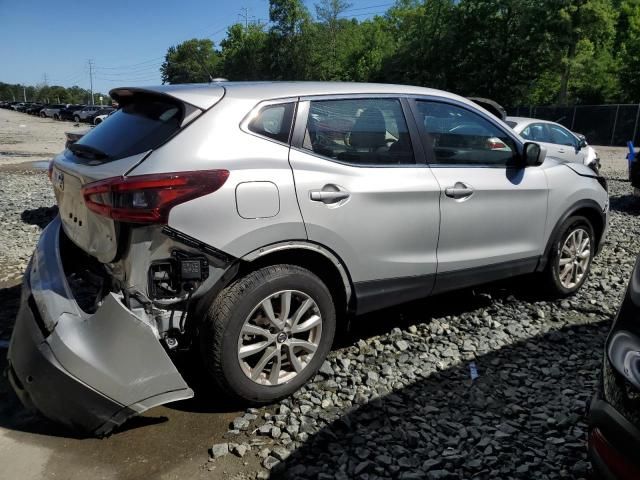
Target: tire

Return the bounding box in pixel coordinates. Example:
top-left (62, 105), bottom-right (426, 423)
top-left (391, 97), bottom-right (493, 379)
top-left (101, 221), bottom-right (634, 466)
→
top-left (544, 215), bottom-right (595, 296)
top-left (95, 118), bottom-right (101, 125)
top-left (53, 114), bottom-right (59, 120)
top-left (200, 264), bottom-right (336, 404)
top-left (74, 115), bottom-right (80, 123)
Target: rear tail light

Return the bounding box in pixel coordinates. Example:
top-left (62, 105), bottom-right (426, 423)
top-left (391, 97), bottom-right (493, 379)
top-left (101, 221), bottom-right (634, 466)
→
top-left (81, 170), bottom-right (229, 224)
top-left (589, 428), bottom-right (640, 480)
top-left (487, 138), bottom-right (507, 150)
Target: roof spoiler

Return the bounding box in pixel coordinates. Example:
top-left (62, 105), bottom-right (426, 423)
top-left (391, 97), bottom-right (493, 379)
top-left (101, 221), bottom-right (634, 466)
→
top-left (467, 97), bottom-right (507, 121)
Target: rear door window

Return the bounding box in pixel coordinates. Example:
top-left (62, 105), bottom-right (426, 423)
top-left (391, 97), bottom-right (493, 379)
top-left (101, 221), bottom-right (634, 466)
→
top-left (68, 94), bottom-right (184, 162)
top-left (302, 98), bottom-right (415, 165)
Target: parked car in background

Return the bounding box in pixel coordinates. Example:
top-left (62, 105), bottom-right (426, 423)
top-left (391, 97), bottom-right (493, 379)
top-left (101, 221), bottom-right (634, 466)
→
top-left (73, 105), bottom-right (103, 122)
top-left (89, 107), bottom-right (116, 125)
top-left (8, 82), bottom-right (609, 436)
top-left (507, 117), bottom-right (600, 171)
top-left (25, 103), bottom-right (45, 115)
top-left (11, 102), bottom-right (26, 111)
top-left (588, 255), bottom-right (640, 479)
top-left (59, 104), bottom-right (86, 121)
top-left (41, 104), bottom-right (67, 119)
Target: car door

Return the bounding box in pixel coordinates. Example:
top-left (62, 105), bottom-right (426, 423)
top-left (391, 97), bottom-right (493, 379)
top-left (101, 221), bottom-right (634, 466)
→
top-left (410, 98), bottom-right (549, 293)
top-left (288, 96), bottom-right (441, 313)
top-left (546, 123), bottom-right (585, 165)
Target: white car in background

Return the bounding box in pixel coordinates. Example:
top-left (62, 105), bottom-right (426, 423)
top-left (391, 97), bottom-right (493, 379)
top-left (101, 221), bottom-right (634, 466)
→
top-left (507, 117), bottom-right (600, 171)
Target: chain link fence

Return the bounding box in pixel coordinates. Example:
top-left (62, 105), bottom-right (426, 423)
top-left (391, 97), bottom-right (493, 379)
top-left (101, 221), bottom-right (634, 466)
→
top-left (507, 104), bottom-right (640, 146)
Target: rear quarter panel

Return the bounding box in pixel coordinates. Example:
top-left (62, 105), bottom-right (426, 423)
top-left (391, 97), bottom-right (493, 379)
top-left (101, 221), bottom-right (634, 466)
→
top-left (128, 94), bottom-right (307, 256)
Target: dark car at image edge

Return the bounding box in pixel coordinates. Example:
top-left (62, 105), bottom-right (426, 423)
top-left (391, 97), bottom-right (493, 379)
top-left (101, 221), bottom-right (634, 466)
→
top-left (588, 256), bottom-right (640, 479)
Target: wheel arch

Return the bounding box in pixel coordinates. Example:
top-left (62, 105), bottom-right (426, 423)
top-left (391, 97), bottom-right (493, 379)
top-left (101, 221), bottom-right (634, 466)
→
top-left (538, 199), bottom-right (606, 272)
top-left (239, 242), bottom-right (353, 316)
top-left (191, 242), bottom-right (354, 327)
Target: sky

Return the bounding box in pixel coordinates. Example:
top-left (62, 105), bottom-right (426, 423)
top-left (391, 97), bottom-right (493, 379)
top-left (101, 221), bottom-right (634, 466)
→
top-left (0, 0), bottom-right (393, 95)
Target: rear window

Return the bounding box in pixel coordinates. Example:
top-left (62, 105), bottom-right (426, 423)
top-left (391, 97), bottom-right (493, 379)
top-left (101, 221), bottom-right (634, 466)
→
top-left (248, 103), bottom-right (295, 143)
top-left (69, 95), bottom-right (184, 162)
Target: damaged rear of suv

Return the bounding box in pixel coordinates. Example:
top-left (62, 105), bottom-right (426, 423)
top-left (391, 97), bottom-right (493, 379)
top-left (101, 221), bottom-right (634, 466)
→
top-left (7, 82), bottom-right (609, 435)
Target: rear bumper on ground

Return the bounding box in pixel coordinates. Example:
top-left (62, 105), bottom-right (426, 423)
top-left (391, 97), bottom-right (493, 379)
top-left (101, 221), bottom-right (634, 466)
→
top-left (6, 216), bottom-right (194, 436)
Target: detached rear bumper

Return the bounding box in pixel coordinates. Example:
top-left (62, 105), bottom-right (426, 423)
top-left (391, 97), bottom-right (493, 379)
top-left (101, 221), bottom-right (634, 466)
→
top-left (7, 217), bottom-right (193, 436)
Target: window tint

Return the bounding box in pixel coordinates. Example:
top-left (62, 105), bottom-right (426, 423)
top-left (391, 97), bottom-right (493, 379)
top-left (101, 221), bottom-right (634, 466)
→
top-left (70, 94), bottom-right (184, 163)
top-left (415, 101), bottom-right (516, 165)
top-left (302, 98), bottom-right (414, 165)
top-left (248, 103), bottom-right (295, 143)
top-left (520, 123), bottom-right (550, 142)
top-left (548, 124), bottom-right (576, 146)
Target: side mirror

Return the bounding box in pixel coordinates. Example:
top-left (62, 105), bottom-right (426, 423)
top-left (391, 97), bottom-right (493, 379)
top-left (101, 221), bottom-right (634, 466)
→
top-left (523, 142), bottom-right (546, 167)
top-left (575, 133), bottom-right (587, 149)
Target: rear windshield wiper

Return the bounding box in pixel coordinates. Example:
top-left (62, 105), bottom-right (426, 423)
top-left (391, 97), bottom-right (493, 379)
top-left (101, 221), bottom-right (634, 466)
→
top-left (68, 143), bottom-right (109, 160)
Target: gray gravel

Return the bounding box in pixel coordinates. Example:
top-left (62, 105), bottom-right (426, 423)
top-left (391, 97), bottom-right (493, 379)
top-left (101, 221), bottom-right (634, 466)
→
top-left (0, 168), bottom-right (56, 287)
top-left (214, 151), bottom-right (639, 479)
top-left (0, 149), bottom-right (637, 479)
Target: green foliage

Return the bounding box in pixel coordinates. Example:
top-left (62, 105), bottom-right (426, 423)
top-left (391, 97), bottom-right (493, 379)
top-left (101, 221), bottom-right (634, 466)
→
top-left (0, 81), bottom-right (110, 104)
top-left (155, 0), bottom-right (640, 105)
top-left (161, 38), bottom-right (221, 84)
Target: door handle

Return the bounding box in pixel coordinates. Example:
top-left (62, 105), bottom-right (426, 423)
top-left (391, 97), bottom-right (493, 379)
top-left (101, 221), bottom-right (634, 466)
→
top-left (309, 189), bottom-right (350, 203)
top-left (444, 182), bottom-right (474, 199)
top-left (557, 149), bottom-right (566, 153)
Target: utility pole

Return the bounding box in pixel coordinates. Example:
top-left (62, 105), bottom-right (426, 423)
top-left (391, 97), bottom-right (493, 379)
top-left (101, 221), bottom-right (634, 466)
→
top-left (88, 59), bottom-right (95, 105)
top-left (23, 86), bottom-right (26, 102)
top-left (239, 7), bottom-right (250, 30)
top-left (43, 73), bottom-right (48, 85)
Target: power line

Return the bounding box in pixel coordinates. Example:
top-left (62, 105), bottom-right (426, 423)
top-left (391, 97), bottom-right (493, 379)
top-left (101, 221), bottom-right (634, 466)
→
top-left (343, 2), bottom-right (393, 13)
top-left (96, 56), bottom-right (165, 70)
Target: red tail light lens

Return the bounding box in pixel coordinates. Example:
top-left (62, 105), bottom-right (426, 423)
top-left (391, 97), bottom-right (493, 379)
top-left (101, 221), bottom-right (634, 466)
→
top-left (589, 428), bottom-right (640, 480)
top-left (81, 170), bottom-right (229, 224)
top-left (487, 138), bottom-right (507, 150)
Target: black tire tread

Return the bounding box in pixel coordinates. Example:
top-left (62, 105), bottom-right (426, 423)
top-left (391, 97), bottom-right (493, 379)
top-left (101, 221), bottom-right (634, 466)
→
top-left (544, 215), bottom-right (594, 297)
top-left (201, 264), bottom-right (333, 402)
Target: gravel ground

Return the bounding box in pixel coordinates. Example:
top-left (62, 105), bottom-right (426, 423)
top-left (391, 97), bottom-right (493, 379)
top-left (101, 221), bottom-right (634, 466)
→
top-left (0, 145), bottom-right (637, 479)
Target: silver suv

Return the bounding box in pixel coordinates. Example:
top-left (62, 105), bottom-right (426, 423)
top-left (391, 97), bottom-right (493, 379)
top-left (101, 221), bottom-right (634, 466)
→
top-left (8, 82), bottom-right (609, 435)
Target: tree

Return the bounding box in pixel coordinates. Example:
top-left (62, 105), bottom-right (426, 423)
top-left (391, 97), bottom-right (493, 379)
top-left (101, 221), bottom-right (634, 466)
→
top-left (161, 38), bottom-right (221, 84)
top-left (617, 0), bottom-right (640, 101)
top-left (219, 23), bottom-right (270, 80)
top-left (268, 0), bottom-right (312, 79)
top-left (552, 0), bottom-right (618, 104)
top-left (311, 0), bottom-right (353, 79)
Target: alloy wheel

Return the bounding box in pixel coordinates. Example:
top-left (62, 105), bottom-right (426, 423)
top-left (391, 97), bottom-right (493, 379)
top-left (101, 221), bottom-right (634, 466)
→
top-left (558, 228), bottom-right (591, 289)
top-left (237, 290), bottom-right (322, 386)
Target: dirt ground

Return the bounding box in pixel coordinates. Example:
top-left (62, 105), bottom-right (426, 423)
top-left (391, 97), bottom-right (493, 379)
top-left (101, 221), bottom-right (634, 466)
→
top-left (0, 108), bottom-right (81, 165)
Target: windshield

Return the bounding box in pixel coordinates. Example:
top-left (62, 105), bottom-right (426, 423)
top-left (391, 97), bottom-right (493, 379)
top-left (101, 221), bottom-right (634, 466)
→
top-left (69, 94), bottom-right (185, 162)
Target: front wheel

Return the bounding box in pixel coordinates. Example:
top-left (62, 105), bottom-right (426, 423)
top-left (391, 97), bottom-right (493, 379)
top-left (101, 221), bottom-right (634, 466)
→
top-left (74, 115), bottom-right (80, 123)
top-left (544, 215), bottom-right (595, 296)
top-left (200, 264), bottom-right (336, 404)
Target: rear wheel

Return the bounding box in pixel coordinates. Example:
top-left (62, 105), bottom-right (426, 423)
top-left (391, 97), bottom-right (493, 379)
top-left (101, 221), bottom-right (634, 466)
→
top-left (200, 264), bottom-right (336, 404)
top-left (74, 115), bottom-right (80, 123)
top-left (544, 215), bottom-right (594, 296)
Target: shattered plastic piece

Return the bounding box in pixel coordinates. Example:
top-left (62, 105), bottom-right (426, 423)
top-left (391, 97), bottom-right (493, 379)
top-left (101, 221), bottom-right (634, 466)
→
top-left (469, 361), bottom-right (479, 381)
